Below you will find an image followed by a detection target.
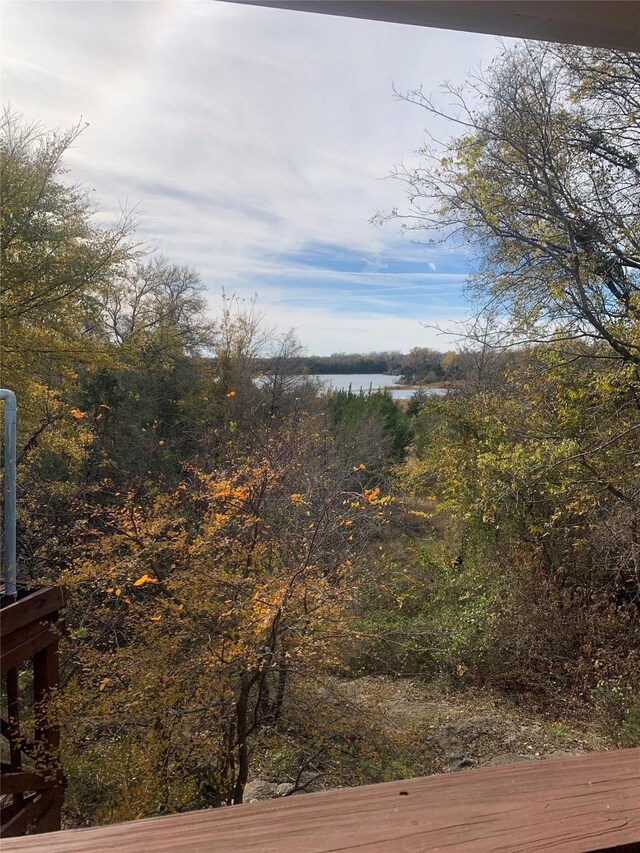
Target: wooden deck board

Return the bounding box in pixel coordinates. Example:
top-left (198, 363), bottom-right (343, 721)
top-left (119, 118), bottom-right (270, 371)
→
top-left (1, 588), bottom-right (64, 639)
top-left (4, 748), bottom-right (639, 852)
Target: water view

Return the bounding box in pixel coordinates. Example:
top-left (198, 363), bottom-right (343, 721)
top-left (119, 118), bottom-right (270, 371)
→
top-left (305, 374), bottom-right (447, 400)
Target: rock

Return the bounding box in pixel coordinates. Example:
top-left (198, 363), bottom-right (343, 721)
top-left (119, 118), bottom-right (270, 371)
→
top-left (486, 753), bottom-right (537, 766)
top-left (436, 716), bottom-right (507, 761)
top-left (542, 749), bottom-right (585, 760)
top-left (449, 757), bottom-right (475, 772)
top-left (242, 780), bottom-right (278, 803)
top-left (243, 775), bottom-right (324, 803)
top-left (276, 774), bottom-right (323, 796)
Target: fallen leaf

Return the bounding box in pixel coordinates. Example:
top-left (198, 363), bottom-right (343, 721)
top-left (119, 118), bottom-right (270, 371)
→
top-left (134, 574), bottom-right (158, 587)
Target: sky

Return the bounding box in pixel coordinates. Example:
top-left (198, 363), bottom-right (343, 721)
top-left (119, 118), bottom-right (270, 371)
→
top-left (2, 0), bottom-right (506, 355)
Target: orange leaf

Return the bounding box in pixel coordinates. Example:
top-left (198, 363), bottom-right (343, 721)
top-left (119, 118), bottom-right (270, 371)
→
top-left (134, 574), bottom-right (158, 587)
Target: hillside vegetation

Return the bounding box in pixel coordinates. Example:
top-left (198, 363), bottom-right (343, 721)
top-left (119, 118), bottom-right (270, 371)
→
top-left (1, 41), bottom-right (638, 826)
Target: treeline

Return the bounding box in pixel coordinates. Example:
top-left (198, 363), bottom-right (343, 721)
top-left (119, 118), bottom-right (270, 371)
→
top-left (255, 350), bottom-right (401, 375)
top-left (255, 347), bottom-right (465, 383)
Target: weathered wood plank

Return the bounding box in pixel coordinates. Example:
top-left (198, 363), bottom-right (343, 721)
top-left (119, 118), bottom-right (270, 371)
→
top-left (0, 622), bottom-right (63, 675)
top-left (0, 790), bottom-right (56, 839)
top-left (2, 619), bottom-right (56, 657)
top-left (4, 666), bottom-right (25, 816)
top-left (1, 588), bottom-right (64, 639)
top-left (0, 769), bottom-right (51, 795)
top-left (33, 636), bottom-right (61, 755)
top-left (3, 748), bottom-right (639, 852)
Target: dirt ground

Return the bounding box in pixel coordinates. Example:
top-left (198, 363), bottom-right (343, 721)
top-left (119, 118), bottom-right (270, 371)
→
top-left (326, 674), bottom-right (611, 774)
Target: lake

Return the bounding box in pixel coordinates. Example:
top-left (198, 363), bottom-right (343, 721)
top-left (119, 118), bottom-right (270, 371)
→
top-left (303, 374), bottom-right (446, 401)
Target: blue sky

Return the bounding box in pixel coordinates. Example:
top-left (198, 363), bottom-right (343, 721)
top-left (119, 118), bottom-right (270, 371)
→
top-left (2, 0), bottom-right (505, 354)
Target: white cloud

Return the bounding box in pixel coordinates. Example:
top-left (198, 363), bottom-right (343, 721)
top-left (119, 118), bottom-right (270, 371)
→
top-left (207, 294), bottom-right (465, 355)
top-left (2, 0), bottom-right (503, 352)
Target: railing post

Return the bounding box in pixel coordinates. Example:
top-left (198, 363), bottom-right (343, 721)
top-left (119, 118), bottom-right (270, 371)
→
top-left (1, 588), bottom-right (66, 837)
top-left (0, 389), bottom-right (17, 598)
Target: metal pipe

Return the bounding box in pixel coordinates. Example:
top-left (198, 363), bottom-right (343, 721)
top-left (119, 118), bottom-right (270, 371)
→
top-left (0, 389), bottom-right (17, 598)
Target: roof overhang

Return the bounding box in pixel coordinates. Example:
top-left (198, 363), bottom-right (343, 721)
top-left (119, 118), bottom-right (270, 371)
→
top-left (227, 1), bottom-right (640, 51)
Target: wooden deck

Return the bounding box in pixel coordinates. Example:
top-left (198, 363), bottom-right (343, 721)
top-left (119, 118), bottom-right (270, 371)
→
top-left (4, 748), bottom-right (639, 852)
top-left (1, 586), bottom-right (66, 837)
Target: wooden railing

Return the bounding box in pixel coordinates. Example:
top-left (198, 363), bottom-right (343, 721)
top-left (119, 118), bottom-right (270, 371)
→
top-left (3, 747), bottom-right (639, 851)
top-left (1, 587), bottom-right (638, 850)
top-left (1, 586), bottom-right (66, 837)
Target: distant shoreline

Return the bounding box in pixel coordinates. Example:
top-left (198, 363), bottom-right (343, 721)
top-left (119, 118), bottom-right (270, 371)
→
top-left (392, 379), bottom-right (461, 391)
